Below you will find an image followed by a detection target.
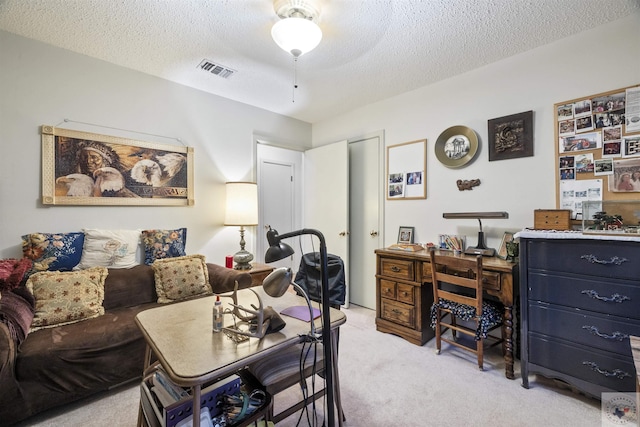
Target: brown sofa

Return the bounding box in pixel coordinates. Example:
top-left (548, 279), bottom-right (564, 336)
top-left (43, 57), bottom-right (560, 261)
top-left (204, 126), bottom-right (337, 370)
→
top-left (0, 263), bottom-right (251, 426)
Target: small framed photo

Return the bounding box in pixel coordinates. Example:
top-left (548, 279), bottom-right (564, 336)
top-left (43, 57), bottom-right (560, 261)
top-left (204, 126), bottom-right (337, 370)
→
top-left (397, 226), bottom-right (415, 244)
top-left (497, 232), bottom-right (515, 260)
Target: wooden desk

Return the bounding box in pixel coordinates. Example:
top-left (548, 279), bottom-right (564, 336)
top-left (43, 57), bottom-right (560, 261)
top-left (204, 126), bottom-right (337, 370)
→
top-left (375, 248), bottom-right (517, 379)
top-left (136, 289), bottom-right (346, 427)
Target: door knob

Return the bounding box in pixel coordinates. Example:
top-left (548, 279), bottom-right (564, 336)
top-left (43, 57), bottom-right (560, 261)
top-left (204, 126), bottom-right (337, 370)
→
top-left (370, 230), bottom-right (378, 237)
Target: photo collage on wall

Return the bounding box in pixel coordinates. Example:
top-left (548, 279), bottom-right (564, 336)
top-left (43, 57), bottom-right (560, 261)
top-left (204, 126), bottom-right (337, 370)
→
top-left (557, 87), bottom-right (640, 192)
top-left (557, 86), bottom-right (640, 218)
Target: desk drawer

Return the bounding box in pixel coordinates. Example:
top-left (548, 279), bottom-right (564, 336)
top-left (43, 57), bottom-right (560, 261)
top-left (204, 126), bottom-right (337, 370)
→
top-left (380, 258), bottom-right (415, 281)
top-left (527, 239), bottom-right (640, 281)
top-left (528, 303), bottom-right (640, 356)
top-left (529, 334), bottom-right (636, 392)
top-left (396, 283), bottom-right (415, 305)
top-left (423, 264), bottom-right (500, 291)
top-left (381, 299), bottom-right (416, 329)
top-left (379, 279), bottom-right (396, 299)
top-left (528, 272), bottom-right (640, 318)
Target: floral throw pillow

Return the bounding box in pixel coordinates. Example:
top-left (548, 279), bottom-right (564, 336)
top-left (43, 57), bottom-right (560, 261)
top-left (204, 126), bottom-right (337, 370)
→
top-left (75, 229), bottom-right (141, 269)
top-left (152, 254), bottom-right (211, 303)
top-left (21, 232), bottom-right (85, 273)
top-left (26, 267), bottom-right (107, 331)
top-left (141, 228), bottom-right (187, 265)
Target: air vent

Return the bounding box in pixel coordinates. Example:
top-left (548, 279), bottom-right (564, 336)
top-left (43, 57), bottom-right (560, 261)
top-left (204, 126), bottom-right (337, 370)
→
top-left (197, 59), bottom-right (236, 79)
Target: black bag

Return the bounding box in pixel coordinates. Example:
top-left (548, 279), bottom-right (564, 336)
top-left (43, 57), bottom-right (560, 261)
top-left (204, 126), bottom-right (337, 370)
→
top-left (293, 252), bottom-right (346, 306)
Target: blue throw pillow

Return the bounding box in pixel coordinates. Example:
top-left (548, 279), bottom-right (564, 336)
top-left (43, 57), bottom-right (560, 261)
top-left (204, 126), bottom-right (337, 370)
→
top-left (21, 232), bottom-right (85, 272)
top-left (141, 228), bottom-right (187, 265)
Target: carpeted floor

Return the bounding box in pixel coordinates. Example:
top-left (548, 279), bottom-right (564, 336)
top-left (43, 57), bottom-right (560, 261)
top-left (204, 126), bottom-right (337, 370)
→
top-left (16, 305), bottom-right (601, 426)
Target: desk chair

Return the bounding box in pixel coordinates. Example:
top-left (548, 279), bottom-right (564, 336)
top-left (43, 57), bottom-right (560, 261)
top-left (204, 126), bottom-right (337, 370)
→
top-left (429, 251), bottom-right (504, 370)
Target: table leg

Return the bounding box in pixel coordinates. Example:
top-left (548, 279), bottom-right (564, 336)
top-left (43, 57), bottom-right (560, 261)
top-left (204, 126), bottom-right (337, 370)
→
top-left (192, 384), bottom-right (201, 427)
top-left (503, 305), bottom-right (515, 379)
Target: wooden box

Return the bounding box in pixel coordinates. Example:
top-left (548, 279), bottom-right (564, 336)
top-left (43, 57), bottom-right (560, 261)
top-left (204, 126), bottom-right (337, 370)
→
top-left (534, 209), bottom-right (571, 230)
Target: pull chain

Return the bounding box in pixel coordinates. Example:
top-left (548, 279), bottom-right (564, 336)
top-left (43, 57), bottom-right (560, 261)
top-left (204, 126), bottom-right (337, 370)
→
top-left (292, 56), bottom-right (298, 103)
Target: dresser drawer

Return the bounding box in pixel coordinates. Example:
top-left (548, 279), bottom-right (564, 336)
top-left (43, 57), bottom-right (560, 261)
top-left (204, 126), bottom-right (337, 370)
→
top-left (528, 303), bottom-right (640, 356)
top-left (381, 299), bottom-right (416, 329)
top-left (396, 283), bottom-right (415, 305)
top-left (528, 272), bottom-right (640, 318)
top-left (380, 258), bottom-right (415, 281)
top-left (527, 239), bottom-right (640, 281)
top-left (529, 334), bottom-right (636, 392)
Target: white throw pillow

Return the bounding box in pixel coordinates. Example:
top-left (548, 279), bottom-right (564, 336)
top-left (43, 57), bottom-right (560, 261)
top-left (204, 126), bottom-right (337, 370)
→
top-left (76, 229), bottom-right (141, 269)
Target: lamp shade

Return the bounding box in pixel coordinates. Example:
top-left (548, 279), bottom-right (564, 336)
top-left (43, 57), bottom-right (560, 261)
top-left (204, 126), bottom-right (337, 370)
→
top-left (224, 182), bottom-right (258, 226)
top-left (271, 17), bottom-right (322, 57)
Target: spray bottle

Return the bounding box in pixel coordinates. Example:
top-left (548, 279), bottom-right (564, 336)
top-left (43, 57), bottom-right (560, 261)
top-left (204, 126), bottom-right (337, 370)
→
top-left (213, 295), bottom-right (223, 332)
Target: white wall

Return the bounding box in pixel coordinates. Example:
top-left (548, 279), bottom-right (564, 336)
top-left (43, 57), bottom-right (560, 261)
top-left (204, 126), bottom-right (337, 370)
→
top-left (312, 13), bottom-right (640, 250)
top-left (0, 30), bottom-right (311, 263)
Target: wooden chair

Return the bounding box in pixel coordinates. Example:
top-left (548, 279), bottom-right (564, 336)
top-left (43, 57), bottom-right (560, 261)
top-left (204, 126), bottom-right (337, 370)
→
top-left (429, 250), bottom-right (504, 370)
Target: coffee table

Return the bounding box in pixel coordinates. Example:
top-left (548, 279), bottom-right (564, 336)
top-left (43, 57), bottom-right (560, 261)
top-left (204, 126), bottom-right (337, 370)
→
top-left (136, 288), bottom-right (346, 427)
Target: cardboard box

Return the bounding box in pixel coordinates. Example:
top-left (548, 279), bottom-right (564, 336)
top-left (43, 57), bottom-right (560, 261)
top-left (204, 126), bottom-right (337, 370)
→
top-left (534, 209), bottom-right (571, 230)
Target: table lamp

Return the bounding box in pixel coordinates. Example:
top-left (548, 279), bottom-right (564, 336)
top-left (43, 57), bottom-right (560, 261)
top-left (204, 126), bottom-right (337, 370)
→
top-left (224, 182), bottom-right (258, 270)
top-left (443, 211), bottom-right (509, 256)
top-left (264, 226), bottom-right (337, 427)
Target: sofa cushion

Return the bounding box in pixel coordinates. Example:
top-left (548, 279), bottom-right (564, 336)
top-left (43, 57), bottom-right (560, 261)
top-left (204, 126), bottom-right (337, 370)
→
top-left (26, 267), bottom-right (108, 331)
top-left (14, 303), bottom-right (154, 411)
top-left (76, 229), bottom-right (141, 269)
top-left (21, 232), bottom-right (84, 273)
top-left (152, 254), bottom-right (211, 303)
top-left (141, 228), bottom-right (187, 265)
top-left (102, 265), bottom-right (157, 310)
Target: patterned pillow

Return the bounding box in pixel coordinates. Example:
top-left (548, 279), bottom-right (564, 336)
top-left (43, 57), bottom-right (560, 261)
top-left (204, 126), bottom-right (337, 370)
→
top-left (141, 228), bottom-right (187, 265)
top-left (26, 267), bottom-right (107, 331)
top-left (76, 229), bottom-right (141, 269)
top-left (21, 232), bottom-right (85, 272)
top-left (152, 254), bottom-right (211, 303)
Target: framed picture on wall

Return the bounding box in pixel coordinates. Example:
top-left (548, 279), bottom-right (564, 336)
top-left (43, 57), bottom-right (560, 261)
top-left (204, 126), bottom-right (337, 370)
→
top-left (397, 226), bottom-right (415, 244)
top-left (488, 110), bottom-right (534, 161)
top-left (387, 139), bottom-right (426, 200)
top-left (41, 125), bottom-right (194, 206)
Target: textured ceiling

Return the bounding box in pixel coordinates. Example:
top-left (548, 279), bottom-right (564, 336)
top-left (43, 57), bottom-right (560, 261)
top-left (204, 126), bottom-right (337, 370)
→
top-left (1, 0), bottom-right (639, 123)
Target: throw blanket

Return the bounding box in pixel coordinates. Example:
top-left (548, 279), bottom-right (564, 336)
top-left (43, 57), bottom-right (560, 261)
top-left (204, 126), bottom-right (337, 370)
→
top-left (0, 288), bottom-right (35, 344)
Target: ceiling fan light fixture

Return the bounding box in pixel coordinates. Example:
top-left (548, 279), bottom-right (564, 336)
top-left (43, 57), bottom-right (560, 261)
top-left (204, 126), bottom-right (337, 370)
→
top-left (271, 17), bottom-right (322, 57)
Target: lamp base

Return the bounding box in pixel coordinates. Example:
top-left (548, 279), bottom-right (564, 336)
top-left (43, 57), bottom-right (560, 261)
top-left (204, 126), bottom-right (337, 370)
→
top-left (233, 250), bottom-right (254, 270)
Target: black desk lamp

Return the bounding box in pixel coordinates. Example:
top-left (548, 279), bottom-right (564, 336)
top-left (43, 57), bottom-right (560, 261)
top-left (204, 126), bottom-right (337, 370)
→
top-left (443, 211), bottom-right (509, 256)
top-left (264, 227), bottom-right (337, 427)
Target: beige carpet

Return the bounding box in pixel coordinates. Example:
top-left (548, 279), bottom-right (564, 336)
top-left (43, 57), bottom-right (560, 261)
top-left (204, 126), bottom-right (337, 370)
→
top-left (17, 305), bottom-right (601, 426)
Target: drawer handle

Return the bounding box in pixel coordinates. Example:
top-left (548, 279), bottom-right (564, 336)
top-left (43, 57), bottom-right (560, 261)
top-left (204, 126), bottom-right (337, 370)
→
top-left (391, 266), bottom-right (401, 272)
top-left (580, 254), bottom-right (628, 265)
top-left (401, 291), bottom-right (408, 296)
top-left (582, 361), bottom-right (631, 380)
top-left (392, 309), bottom-right (402, 315)
top-left (581, 290), bottom-right (630, 303)
top-left (581, 325), bottom-right (629, 341)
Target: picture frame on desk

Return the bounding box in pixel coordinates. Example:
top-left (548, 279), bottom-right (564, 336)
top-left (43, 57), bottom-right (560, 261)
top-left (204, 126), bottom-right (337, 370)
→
top-left (497, 231), bottom-right (515, 260)
top-left (397, 226), bottom-right (415, 244)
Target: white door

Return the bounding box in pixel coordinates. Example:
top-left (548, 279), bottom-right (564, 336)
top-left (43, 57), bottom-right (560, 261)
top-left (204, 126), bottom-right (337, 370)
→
top-left (256, 143), bottom-right (303, 270)
top-left (349, 135), bottom-right (382, 309)
top-left (304, 141), bottom-right (349, 306)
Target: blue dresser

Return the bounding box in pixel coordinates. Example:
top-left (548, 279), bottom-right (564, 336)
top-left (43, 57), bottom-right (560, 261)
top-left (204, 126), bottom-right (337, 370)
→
top-left (519, 231), bottom-right (640, 398)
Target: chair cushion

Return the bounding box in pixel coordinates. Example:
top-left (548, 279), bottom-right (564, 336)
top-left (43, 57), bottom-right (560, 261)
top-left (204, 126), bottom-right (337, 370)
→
top-left (430, 298), bottom-right (503, 340)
